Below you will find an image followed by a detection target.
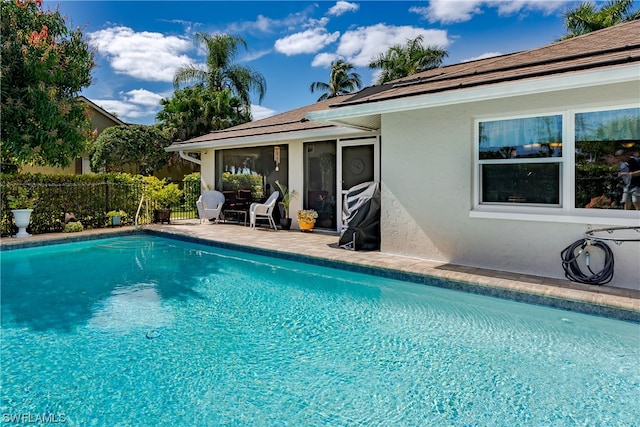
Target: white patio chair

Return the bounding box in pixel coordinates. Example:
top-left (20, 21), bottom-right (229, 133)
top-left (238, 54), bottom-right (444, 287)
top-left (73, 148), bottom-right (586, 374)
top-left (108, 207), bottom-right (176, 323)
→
top-left (249, 191), bottom-right (279, 230)
top-left (196, 190), bottom-right (225, 224)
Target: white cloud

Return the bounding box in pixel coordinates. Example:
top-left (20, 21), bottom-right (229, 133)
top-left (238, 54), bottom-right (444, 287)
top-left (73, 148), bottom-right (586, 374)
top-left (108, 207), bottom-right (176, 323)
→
top-left (410, 3), bottom-right (482, 24)
top-left (251, 105), bottom-right (278, 121)
top-left (225, 9), bottom-right (314, 35)
top-left (241, 49), bottom-right (271, 62)
top-left (461, 51), bottom-right (503, 62)
top-left (123, 88), bottom-right (165, 107)
top-left (91, 99), bottom-right (141, 119)
top-left (411, 0), bottom-right (568, 24)
top-left (312, 52), bottom-right (341, 67)
top-left (90, 88), bottom-right (167, 122)
top-left (491, 0), bottom-right (568, 16)
top-left (327, 1), bottom-right (359, 17)
top-left (275, 27), bottom-right (340, 56)
top-left (330, 24), bottom-right (450, 67)
top-left (88, 26), bottom-right (193, 82)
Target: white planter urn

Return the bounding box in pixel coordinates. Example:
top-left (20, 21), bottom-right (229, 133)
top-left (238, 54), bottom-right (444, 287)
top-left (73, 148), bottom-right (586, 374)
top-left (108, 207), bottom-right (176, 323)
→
top-left (11, 209), bottom-right (33, 238)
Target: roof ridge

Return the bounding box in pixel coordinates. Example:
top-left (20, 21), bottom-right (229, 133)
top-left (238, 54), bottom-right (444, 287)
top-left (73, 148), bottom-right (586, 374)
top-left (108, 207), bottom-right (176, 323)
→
top-left (392, 43), bottom-right (640, 89)
top-left (389, 20), bottom-right (640, 89)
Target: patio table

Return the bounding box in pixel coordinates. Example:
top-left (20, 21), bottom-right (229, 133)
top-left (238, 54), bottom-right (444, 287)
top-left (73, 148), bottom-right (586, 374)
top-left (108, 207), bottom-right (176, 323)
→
top-left (223, 209), bottom-right (247, 226)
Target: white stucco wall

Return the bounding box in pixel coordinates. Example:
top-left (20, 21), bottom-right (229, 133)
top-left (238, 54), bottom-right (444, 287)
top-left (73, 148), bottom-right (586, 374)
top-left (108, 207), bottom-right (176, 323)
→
top-left (380, 81), bottom-right (640, 289)
top-left (200, 150), bottom-right (215, 190)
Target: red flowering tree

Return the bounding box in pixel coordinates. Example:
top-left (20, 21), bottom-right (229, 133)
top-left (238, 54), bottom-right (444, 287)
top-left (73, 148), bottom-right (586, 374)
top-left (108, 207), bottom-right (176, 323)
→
top-left (1, 0), bottom-right (94, 171)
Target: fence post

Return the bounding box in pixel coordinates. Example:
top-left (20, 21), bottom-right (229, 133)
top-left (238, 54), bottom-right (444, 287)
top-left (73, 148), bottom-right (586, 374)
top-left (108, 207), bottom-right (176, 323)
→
top-left (105, 177), bottom-right (110, 213)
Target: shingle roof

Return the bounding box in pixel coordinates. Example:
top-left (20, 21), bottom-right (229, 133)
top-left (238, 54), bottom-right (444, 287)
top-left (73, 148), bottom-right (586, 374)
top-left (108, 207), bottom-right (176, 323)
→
top-left (331, 19), bottom-right (640, 108)
top-left (168, 95), bottom-right (352, 149)
top-left (170, 21), bottom-right (640, 149)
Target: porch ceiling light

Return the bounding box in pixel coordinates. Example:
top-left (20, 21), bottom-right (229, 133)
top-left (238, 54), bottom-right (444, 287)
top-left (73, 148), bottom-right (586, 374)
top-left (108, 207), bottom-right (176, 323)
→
top-left (274, 146), bottom-right (281, 171)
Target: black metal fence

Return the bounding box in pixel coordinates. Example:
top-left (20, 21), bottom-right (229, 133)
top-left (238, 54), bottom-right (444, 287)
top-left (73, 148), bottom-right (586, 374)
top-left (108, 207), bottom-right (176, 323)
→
top-left (1, 179), bottom-right (201, 237)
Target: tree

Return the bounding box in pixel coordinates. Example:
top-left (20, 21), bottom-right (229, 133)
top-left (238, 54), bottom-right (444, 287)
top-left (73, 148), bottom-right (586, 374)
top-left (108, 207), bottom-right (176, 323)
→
top-left (309, 59), bottom-right (362, 102)
top-left (156, 86), bottom-right (250, 141)
top-left (368, 35), bottom-right (448, 84)
top-left (561, 0), bottom-right (640, 39)
top-left (172, 33), bottom-right (266, 117)
top-left (1, 0), bottom-right (94, 171)
top-left (89, 125), bottom-right (171, 175)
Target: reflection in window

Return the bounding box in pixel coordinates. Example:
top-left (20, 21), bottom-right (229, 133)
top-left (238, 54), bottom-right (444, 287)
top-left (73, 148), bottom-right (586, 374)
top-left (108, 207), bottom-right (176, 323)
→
top-left (478, 115), bottom-right (562, 206)
top-left (482, 163), bottom-right (560, 204)
top-left (479, 115), bottom-right (563, 159)
top-left (215, 145), bottom-right (288, 206)
top-left (575, 108), bottom-right (640, 210)
top-left (304, 141), bottom-right (337, 229)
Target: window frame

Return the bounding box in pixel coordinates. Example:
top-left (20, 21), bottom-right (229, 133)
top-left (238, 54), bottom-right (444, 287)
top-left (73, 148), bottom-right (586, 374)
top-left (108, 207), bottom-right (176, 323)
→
top-left (471, 104), bottom-right (640, 224)
top-left (474, 111), bottom-right (566, 210)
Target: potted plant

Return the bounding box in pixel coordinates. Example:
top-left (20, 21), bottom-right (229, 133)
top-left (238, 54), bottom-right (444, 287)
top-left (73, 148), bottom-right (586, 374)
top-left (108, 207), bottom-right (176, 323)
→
top-left (106, 209), bottom-right (127, 226)
top-left (6, 186), bottom-right (36, 238)
top-left (142, 176), bottom-right (183, 224)
top-left (275, 180), bottom-right (298, 230)
top-left (297, 209), bottom-right (318, 232)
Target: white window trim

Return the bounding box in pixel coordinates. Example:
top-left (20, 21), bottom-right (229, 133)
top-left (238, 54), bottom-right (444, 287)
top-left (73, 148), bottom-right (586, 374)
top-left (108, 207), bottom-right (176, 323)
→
top-left (471, 104), bottom-right (640, 225)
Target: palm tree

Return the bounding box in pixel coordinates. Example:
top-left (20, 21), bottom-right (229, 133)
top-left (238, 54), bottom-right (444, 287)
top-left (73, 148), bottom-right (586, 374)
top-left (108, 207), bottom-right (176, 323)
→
top-left (560, 0), bottom-right (640, 39)
top-left (173, 33), bottom-right (266, 114)
top-left (368, 35), bottom-right (448, 84)
top-left (309, 59), bottom-right (362, 102)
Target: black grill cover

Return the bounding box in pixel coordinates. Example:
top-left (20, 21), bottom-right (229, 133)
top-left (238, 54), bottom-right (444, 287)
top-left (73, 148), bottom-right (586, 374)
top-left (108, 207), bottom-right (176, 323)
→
top-left (338, 181), bottom-right (380, 251)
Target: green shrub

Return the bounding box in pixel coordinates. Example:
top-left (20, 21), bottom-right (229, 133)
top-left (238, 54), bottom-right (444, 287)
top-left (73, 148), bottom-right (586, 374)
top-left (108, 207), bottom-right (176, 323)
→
top-left (142, 176), bottom-right (183, 208)
top-left (183, 172), bottom-right (201, 210)
top-left (0, 172), bottom-right (143, 236)
top-left (222, 172), bottom-right (263, 199)
top-left (63, 221), bottom-right (84, 233)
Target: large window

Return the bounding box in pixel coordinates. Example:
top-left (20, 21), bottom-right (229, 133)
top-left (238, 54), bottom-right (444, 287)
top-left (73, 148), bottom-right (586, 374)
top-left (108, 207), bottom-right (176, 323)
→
top-left (475, 107), bottom-right (640, 214)
top-left (575, 108), bottom-right (639, 210)
top-left (215, 145), bottom-right (288, 203)
top-left (478, 115), bottom-right (562, 206)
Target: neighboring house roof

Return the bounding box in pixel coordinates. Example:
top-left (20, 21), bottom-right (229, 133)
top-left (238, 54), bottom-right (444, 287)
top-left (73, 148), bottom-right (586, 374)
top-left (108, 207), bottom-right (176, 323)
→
top-left (79, 95), bottom-right (127, 127)
top-left (309, 20), bottom-right (640, 129)
top-left (167, 95), bottom-right (371, 151)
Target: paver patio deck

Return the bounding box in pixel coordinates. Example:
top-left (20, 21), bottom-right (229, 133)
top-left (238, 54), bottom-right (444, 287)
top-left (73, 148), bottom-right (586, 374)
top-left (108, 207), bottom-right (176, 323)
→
top-left (2, 220), bottom-right (638, 320)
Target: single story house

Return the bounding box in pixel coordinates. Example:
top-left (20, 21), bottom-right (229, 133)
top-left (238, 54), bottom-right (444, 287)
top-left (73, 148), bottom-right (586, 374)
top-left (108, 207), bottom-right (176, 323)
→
top-left (168, 20), bottom-right (640, 289)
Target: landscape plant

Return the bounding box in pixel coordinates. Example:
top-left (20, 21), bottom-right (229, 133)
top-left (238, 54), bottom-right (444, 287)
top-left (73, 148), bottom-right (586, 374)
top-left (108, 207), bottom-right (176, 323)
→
top-left (1, 0), bottom-right (94, 171)
top-left (90, 125), bottom-right (171, 175)
top-left (309, 60), bottom-right (362, 101)
top-left (368, 35), bottom-right (448, 84)
top-left (142, 176), bottom-right (183, 208)
top-left (63, 221), bottom-right (84, 233)
top-left (297, 209), bottom-right (318, 224)
top-left (275, 180), bottom-right (297, 219)
top-left (0, 172), bottom-right (143, 236)
top-left (6, 186), bottom-right (36, 210)
top-left (172, 33), bottom-right (266, 117)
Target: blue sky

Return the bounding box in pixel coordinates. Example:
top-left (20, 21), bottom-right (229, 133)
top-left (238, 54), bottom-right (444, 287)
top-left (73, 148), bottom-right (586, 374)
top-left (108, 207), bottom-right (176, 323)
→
top-left (47, 0), bottom-right (580, 125)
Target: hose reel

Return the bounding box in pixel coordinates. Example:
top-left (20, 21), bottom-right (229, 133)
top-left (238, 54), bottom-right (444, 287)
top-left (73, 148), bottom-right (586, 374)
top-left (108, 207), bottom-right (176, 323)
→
top-left (560, 226), bottom-right (639, 286)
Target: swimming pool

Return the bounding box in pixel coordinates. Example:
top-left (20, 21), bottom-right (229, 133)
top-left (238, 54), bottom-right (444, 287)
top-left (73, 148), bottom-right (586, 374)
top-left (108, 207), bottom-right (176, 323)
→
top-left (1, 235), bottom-right (638, 425)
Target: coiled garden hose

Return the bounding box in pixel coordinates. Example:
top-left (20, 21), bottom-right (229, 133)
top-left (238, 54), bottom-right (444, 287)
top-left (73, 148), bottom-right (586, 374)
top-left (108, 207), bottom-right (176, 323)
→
top-left (560, 239), bottom-right (615, 285)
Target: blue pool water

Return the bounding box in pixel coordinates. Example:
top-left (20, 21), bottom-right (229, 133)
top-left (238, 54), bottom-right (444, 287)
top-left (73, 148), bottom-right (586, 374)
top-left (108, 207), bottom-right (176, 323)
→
top-left (1, 235), bottom-right (639, 426)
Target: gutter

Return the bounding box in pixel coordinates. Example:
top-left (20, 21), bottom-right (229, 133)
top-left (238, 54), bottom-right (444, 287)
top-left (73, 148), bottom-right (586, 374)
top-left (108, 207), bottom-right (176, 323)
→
top-left (308, 65), bottom-right (640, 122)
top-left (179, 150), bottom-right (201, 165)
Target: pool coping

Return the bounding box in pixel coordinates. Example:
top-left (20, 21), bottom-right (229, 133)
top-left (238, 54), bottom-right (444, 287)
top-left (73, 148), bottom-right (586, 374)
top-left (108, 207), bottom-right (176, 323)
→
top-left (2, 225), bottom-right (639, 323)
